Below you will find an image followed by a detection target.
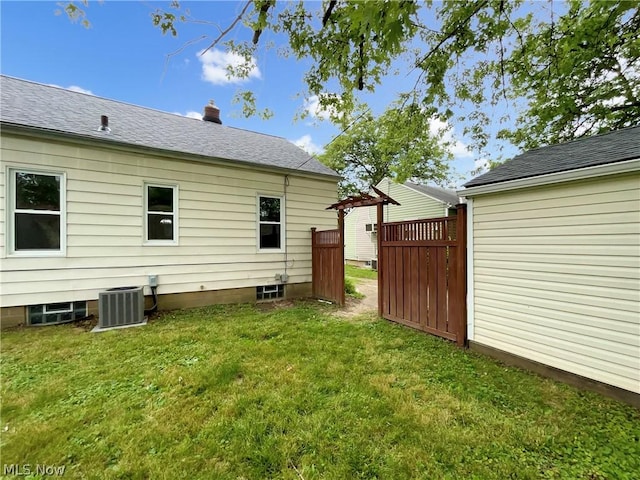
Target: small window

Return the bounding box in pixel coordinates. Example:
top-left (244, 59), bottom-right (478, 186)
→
top-left (256, 285), bottom-right (284, 301)
top-left (258, 195), bottom-right (284, 250)
top-left (29, 301), bottom-right (87, 325)
top-left (10, 170), bottom-right (64, 254)
top-left (145, 184), bottom-right (177, 243)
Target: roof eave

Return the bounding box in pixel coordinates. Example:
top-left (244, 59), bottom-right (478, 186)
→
top-left (0, 122), bottom-right (342, 181)
top-left (458, 158), bottom-right (640, 197)
top-left (403, 182), bottom-right (459, 207)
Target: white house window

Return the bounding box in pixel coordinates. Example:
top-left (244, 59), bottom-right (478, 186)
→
top-left (10, 170), bottom-right (64, 253)
top-left (145, 184), bottom-right (177, 243)
top-left (258, 195), bottom-right (284, 250)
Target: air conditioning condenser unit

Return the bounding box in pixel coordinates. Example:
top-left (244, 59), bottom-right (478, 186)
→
top-left (97, 286), bottom-right (145, 329)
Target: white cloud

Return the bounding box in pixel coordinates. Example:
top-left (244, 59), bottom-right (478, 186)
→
top-left (49, 84), bottom-right (93, 95)
top-left (305, 95), bottom-right (330, 120)
top-left (67, 85), bottom-right (93, 95)
top-left (429, 118), bottom-right (473, 159)
top-left (292, 134), bottom-right (324, 155)
top-left (474, 157), bottom-right (490, 172)
top-left (198, 48), bottom-right (261, 85)
top-left (175, 111), bottom-right (203, 120)
top-left (303, 94), bottom-right (343, 121)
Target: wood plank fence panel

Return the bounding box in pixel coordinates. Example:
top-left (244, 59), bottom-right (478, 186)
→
top-left (379, 205), bottom-right (467, 346)
top-left (311, 228), bottom-right (344, 305)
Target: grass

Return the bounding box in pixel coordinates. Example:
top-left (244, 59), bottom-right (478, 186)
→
top-left (345, 264), bottom-right (378, 280)
top-left (344, 276), bottom-right (363, 299)
top-left (2, 301), bottom-right (639, 479)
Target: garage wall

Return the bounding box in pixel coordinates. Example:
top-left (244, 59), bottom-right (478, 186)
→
top-left (470, 172), bottom-right (640, 393)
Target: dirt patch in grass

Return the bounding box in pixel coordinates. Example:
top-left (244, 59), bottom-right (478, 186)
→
top-left (337, 278), bottom-right (378, 318)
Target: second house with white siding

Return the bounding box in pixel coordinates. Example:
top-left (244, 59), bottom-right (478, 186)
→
top-left (0, 76), bottom-right (339, 328)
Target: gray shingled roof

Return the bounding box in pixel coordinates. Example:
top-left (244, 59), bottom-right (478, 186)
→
top-left (0, 75), bottom-right (338, 178)
top-left (404, 182), bottom-right (460, 205)
top-left (464, 125), bottom-right (640, 188)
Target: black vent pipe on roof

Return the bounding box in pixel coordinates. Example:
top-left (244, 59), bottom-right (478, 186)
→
top-left (99, 115), bottom-right (110, 132)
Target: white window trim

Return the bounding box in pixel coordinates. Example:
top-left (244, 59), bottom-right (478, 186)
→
top-left (44, 303), bottom-right (73, 314)
top-left (7, 167), bottom-right (67, 257)
top-left (143, 182), bottom-right (179, 245)
top-left (256, 194), bottom-right (285, 253)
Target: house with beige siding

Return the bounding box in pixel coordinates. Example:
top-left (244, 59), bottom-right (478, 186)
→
top-left (0, 76), bottom-right (339, 328)
top-left (459, 126), bottom-right (640, 402)
top-left (345, 177), bottom-right (459, 267)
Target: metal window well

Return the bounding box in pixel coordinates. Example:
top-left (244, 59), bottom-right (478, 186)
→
top-left (96, 286), bottom-right (145, 331)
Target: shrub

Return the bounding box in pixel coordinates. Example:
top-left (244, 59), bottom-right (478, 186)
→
top-left (344, 277), bottom-right (357, 295)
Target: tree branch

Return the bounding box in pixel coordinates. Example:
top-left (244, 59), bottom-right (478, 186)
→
top-left (497, 0), bottom-right (509, 104)
top-left (253, 0), bottom-right (274, 45)
top-left (358, 34), bottom-right (365, 90)
top-left (612, 58), bottom-right (638, 104)
top-left (201, 0), bottom-right (252, 54)
top-left (608, 101), bottom-right (640, 112)
top-left (414, 0), bottom-right (489, 70)
top-left (322, 0), bottom-right (337, 26)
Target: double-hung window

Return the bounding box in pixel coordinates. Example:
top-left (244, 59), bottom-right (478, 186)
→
top-left (9, 169), bottom-right (64, 254)
top-left (257, 195), bottom-right (284, 251)
top-left (145, 184), bottom-right (177, 243)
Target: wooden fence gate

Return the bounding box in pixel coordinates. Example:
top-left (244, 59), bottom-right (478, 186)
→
top-left (379, 205), bottom-right (467, 346)
top-left (311, 227), bottom-right (345, 305)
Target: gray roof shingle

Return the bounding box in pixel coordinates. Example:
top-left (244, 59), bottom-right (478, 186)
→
top-left (0, 75), bottom-right (339, 178)
top-left (464, 125), bottom-right (640, 188)
top-left (404, 182), bottom-right (460, 205)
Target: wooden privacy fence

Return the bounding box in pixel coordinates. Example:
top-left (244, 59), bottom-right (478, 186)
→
top-left (379, 205), bottom-right (467, 346)
top-left (311, 228), bottom-right (345, 305)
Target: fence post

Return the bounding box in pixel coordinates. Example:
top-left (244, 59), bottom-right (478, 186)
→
top-left (377, 202), bottom-right (383, 316)
top-left (456, 204), bottom-right (468, 347)
top-left (310, 227), bottom-right (316, 298)
top-left (338, 210), bottom-right (345, 306)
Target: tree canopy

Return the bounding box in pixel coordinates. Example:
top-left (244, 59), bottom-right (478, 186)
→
top-left (319, 104), bottom-right (450, 196)
top-left (63, 0), bottom-right (640, 162)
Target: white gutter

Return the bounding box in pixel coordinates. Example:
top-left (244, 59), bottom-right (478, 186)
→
top-left (466, 198), bottom-right (474, 342)
top-left (458, 158), bottom-right (640, 197)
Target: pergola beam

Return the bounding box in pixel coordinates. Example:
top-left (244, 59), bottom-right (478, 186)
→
top-left (326, 187), bottom-right (400, 211)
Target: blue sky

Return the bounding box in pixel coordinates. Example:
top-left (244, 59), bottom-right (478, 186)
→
top-left (0, 1), bottom-right (517, 185)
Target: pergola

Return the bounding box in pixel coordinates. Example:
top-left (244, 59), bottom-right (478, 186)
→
top-left (325, 186), bottom-right (400, 310)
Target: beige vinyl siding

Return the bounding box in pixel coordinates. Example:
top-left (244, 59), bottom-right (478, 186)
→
top-left (471, 172), bottom-right (640, 393)
top-left (344, 206), bottom-right (377, 261)
top-left (355, 207), bottom-right (377, 261)
top-left (0, 168), bottom-right (4, 254)
top-left (377, 178), bottom-right (447, 222)
top-left (344, 207), bottom-right (376, 261)
top-left (344, 209), bottom-right (357, 260)
top-left (0, 134), bottom-right (338, 307)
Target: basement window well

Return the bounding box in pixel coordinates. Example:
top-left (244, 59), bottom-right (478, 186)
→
top-left (28, 301), bottom-right (87, 325)
top-left (256, 285), bottom-right (284, 301)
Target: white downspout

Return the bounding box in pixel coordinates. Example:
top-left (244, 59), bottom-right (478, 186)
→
top-left (466, 197), bottom-right (475, 341)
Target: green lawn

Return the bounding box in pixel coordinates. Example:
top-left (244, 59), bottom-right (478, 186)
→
top-left (345, 264), bottom-right (378, 280)
top-left (1, 302), bottom-right (638, 479)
